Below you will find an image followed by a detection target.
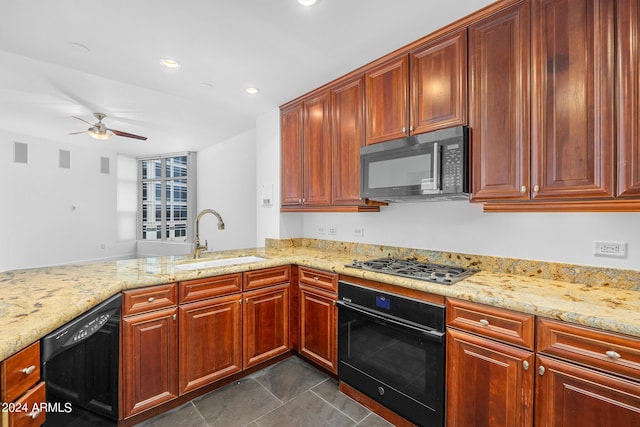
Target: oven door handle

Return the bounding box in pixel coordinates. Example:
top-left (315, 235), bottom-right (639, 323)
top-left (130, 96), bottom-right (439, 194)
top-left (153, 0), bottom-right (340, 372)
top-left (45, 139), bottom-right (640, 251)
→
top-left (336, 300), bottom-right (445, 343)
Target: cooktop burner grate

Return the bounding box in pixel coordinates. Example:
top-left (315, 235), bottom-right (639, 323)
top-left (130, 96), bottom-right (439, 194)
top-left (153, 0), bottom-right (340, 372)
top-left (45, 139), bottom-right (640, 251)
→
top-left (346, 257), bottom-right (477, 285)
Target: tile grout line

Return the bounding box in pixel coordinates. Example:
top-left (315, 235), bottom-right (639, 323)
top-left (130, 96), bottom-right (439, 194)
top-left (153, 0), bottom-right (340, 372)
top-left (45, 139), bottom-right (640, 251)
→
top-left (308, 386), bottom-right (369, 425)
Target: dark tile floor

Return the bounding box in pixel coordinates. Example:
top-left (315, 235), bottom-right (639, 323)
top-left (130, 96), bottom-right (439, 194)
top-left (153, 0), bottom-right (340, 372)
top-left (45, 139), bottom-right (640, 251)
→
top-left (135, 356), bottom-right (394, 427)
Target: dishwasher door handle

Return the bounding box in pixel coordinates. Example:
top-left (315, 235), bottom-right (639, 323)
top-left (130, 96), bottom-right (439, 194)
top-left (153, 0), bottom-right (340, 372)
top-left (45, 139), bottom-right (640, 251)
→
top-left (336, 300), bottom-right (445, 343)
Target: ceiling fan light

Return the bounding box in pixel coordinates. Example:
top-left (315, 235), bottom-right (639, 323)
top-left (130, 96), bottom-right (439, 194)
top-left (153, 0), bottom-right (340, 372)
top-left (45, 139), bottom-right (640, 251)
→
top-left (89, 130), bottom-right (112, 140)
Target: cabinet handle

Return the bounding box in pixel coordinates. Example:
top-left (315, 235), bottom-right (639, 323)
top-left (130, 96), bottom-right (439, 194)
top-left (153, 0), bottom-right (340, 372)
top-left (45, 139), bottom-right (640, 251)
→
top-left (28, 408), bottom-right (41, 420)
top-left (479, 319), bottom-right (490, 327)
top-left (172, 314), bottom-right (176, 321)
top-left (605, 350), bottom-right (621, 359)
top-left (520, 185), bottom-right (527, 193)
top-left (313, 276), bottom-right (319, 281)
top-left (21, 365), bottom-right (36, 375)
top-left (538, 366), bottom-right (545, 376)
top-left (523, 361), bottom-right (530, 371)
top-left (147, 297), bottom-right (155, 303)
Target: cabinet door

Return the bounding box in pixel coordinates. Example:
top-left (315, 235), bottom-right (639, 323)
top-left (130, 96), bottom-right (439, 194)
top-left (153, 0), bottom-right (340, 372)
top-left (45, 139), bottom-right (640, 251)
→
top-left (303, 91), bottom-right (332, 206)
top-left (365, 55), bottom-right (409, 145)
top-left (281, 102), bottom-right (304, 206)
top-left (243, 284), bottom-right (290, 369)
top-left (178, 294), bottom-right (242, 394)
top-left (531, 0), bottom-right (615, 200)
top-left (617, 0), bottom-right (640, 197)
top-left (469, 0), bottom-right (531, 201)
top-left (122, 307), bottom-right (178, 418)
top-left (299, 285), bottom-right (337, 373)
top-left (446, 328), bottom-right (534, 427)
top-left (332, 75), bottom-right (365, 205)
top-left (410, 29), bottom-right (467, 135)
top-left (535, 355), bottom-right (640, 426)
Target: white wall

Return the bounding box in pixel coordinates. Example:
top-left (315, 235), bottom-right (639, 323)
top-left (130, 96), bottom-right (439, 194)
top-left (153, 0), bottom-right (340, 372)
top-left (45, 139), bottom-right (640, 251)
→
top-left (255, 110), bottom-right (640, 270)
top-left (0, 131), bottom-right (137, 271)
top-left (197, 129), bottom-right (257, 252)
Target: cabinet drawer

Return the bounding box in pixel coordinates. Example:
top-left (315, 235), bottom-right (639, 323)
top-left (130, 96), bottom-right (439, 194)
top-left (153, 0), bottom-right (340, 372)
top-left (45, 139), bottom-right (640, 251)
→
top-left (298, 267), bottom-right (337, 292)
top-left (8, 381), bottom-right (46, 427)
top-left (537, 317), bottom-right (640, 381)
top-left (179, 273), bottom-right (242, 303)
top-left (1, 342), bottom-right (40, 403)
top-left (243, 266), bottom-right (290, 290)
top-left (446, 298), bottom-right (535, 350)
top-left (122, 283), bottom-right (177, 316)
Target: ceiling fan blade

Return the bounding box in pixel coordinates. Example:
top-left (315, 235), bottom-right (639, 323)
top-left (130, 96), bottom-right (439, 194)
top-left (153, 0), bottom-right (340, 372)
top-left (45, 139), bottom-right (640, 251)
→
top-left (68, 130), bottom-right (88, 135)
top-left (72, 116), bottom-right (95, 125)
top-left (109, 128), bottom-right (148, 141)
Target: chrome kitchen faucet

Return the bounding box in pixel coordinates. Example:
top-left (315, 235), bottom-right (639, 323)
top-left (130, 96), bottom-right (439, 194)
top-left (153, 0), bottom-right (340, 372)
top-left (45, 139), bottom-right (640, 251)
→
top-left (192, 209), bottom-right (225, 258)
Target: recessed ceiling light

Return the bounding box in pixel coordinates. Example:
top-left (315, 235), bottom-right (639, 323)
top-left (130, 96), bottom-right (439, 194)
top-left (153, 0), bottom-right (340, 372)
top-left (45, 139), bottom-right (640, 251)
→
top-left (245, 87), bottom-right (260, 95)
top-left (160, 58), bottom-right (181, 69)
top-left (298, 0), bottom-right (318, 6)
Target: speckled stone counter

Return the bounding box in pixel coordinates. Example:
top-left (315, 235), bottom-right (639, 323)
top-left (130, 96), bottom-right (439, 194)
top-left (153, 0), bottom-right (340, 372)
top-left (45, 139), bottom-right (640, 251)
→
top-left (1, 239), bottom-right (639, 361)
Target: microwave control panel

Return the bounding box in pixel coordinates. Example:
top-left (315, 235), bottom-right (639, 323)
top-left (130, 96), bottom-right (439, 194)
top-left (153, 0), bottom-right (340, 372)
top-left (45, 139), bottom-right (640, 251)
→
top-left (442, 142), bottom-right (465, 193)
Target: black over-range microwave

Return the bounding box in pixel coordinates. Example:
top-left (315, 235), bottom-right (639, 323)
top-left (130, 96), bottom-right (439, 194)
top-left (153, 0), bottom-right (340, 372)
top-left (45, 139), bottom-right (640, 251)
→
top-left (360, 126), bottom-right (469, 202)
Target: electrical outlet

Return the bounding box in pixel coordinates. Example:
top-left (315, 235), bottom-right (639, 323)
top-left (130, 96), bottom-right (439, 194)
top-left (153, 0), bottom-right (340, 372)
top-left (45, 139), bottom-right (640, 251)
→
top-left (353, 227), bottom-right (364, 237)
top-left (317, 227), bottom-right (326, 235)
top-left (328, 227), bottom-right (337, 236)
top-left (594, 241), bottom-right (627, 258)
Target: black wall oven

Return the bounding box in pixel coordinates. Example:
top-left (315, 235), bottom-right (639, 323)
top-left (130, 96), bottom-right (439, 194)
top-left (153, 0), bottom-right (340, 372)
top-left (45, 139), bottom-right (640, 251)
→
top-left (337, 281), bottom-right (445, 427)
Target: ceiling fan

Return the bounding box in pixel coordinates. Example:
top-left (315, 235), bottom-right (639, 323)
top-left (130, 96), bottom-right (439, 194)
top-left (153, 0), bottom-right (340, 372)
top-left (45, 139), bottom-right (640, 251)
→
top-left (69, 113), bottom-right (148, 141)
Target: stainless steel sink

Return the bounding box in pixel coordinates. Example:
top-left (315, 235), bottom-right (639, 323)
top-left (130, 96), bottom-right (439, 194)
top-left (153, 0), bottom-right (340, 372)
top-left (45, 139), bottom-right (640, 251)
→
top-left (175, 256), bottom-right (266, 271)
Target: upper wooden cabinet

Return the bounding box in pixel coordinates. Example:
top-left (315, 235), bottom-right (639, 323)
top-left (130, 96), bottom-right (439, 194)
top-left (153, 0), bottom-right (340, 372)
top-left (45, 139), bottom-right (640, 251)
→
top-left (531, 0), bottom-right (615, 200)
top-left (364, 55), bottom-right (409, 144)
top-left (469, 0), bottom-right (531, 201)
top-left (281, 102), bottom-right (304, 207)
top-left (331, 76), bottom-right (366, 205)
top-left (617, 0), bottom-right (640, 197)
top-left (364, 29), bottom-right (467, 145)
top-left (410, 29), bottom-right (467, 135)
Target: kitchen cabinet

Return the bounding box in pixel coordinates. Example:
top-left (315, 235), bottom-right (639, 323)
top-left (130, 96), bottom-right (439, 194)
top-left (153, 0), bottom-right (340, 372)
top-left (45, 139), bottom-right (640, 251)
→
top-left (280, 91), bottom-right (332, 208)
top-left (298, 267), bottom-right (338, 373)
top-left (530, 0), bottom-right (615, 200)
top-left (242, 266), bottom-right (292, 369)
top-left (178, 291), bottom-right (242, 395)
top-left (243, 283), bottom-right (291, 369)
top-left (617, 0), bottom-right (640, 197)
top-left (364, 29), bottom-right (467, 145)
top-left (1, 342), bottom-right (46, 427)
top-left (535, 317), bottom-right (640, 426)
top-left (121, 284), bottom-right (178, 419)
top-left (469, 0), bottom-right (531, 201)
top-left (446, 298), bottom-right (535, 427)
top-left (331, 75), bottom-right (366, 206)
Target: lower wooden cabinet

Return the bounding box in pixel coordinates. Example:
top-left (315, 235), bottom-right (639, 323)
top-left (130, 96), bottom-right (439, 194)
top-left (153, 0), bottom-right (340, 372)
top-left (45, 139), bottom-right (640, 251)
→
top-left (446, 328), bottom-right (534, 427)
top-left (1, 342), bottom-right (45, 427)
top-left (178, 293), bottom-right (242, 394)
top-left (121, 306), bottom-right (178, 418)
top-left (298, 284), bottom-right (337, 373)
top-left (535, 355), bottom-right (640, 426)
top-left (242, 283), bottom-right (291, 369)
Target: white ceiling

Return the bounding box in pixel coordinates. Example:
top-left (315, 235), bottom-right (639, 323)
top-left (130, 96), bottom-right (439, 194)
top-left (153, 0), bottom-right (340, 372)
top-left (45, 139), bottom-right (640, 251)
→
top-left (0, 0), bottom-right (494, 156)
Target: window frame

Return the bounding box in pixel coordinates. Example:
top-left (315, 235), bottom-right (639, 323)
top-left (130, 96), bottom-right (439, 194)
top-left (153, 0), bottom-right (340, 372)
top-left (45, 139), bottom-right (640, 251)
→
top-left (137, 152), bottom-right (197, 243)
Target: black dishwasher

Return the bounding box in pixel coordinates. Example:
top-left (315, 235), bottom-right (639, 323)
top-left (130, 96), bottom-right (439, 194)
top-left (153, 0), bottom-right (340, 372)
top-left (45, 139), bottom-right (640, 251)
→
top-left (41, 293), bottom-right (121, 426)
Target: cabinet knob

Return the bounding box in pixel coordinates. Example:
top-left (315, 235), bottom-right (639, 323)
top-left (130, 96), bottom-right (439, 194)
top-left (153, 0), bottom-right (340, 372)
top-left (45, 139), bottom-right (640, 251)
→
top-left (313, 276), bottom-right (319, 281)
top-left (533, 185), bottom-right (540, 193)
top-left (538, 366), bottom-right (546, 376)
top-left (147, 297), bottom-right (155, 303)
top-left (409, 125), bottom-right (414, 133)
top-left (605, 350), bottom-right (621, 359)
top-left (21, 365), bottom-right (36, 375)
top-left (520, 185), bottom-right (527, 193)
top-left (402, 127), bottom-right (406, 133)
top-left (523, 361), bottom-right (530, 371)
top-left (298, 198), bottom-right (302, 204)
top-left (479, 319), bottom-right (490, 327)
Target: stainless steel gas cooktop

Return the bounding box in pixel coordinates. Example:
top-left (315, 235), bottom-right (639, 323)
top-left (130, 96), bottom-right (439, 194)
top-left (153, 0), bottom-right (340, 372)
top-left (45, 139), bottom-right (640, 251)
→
top-left (346, 257), bottom-right (477, 285)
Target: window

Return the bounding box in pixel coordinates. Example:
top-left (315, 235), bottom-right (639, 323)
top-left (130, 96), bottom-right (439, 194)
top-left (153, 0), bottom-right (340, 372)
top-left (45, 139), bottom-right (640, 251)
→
top-left (138, 153), bottom-right (196, 242)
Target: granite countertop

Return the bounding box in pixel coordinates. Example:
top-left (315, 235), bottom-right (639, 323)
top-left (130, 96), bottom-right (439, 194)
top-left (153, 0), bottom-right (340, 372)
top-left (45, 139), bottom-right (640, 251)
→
top-left (2, 241), bottom-right (640, 361)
